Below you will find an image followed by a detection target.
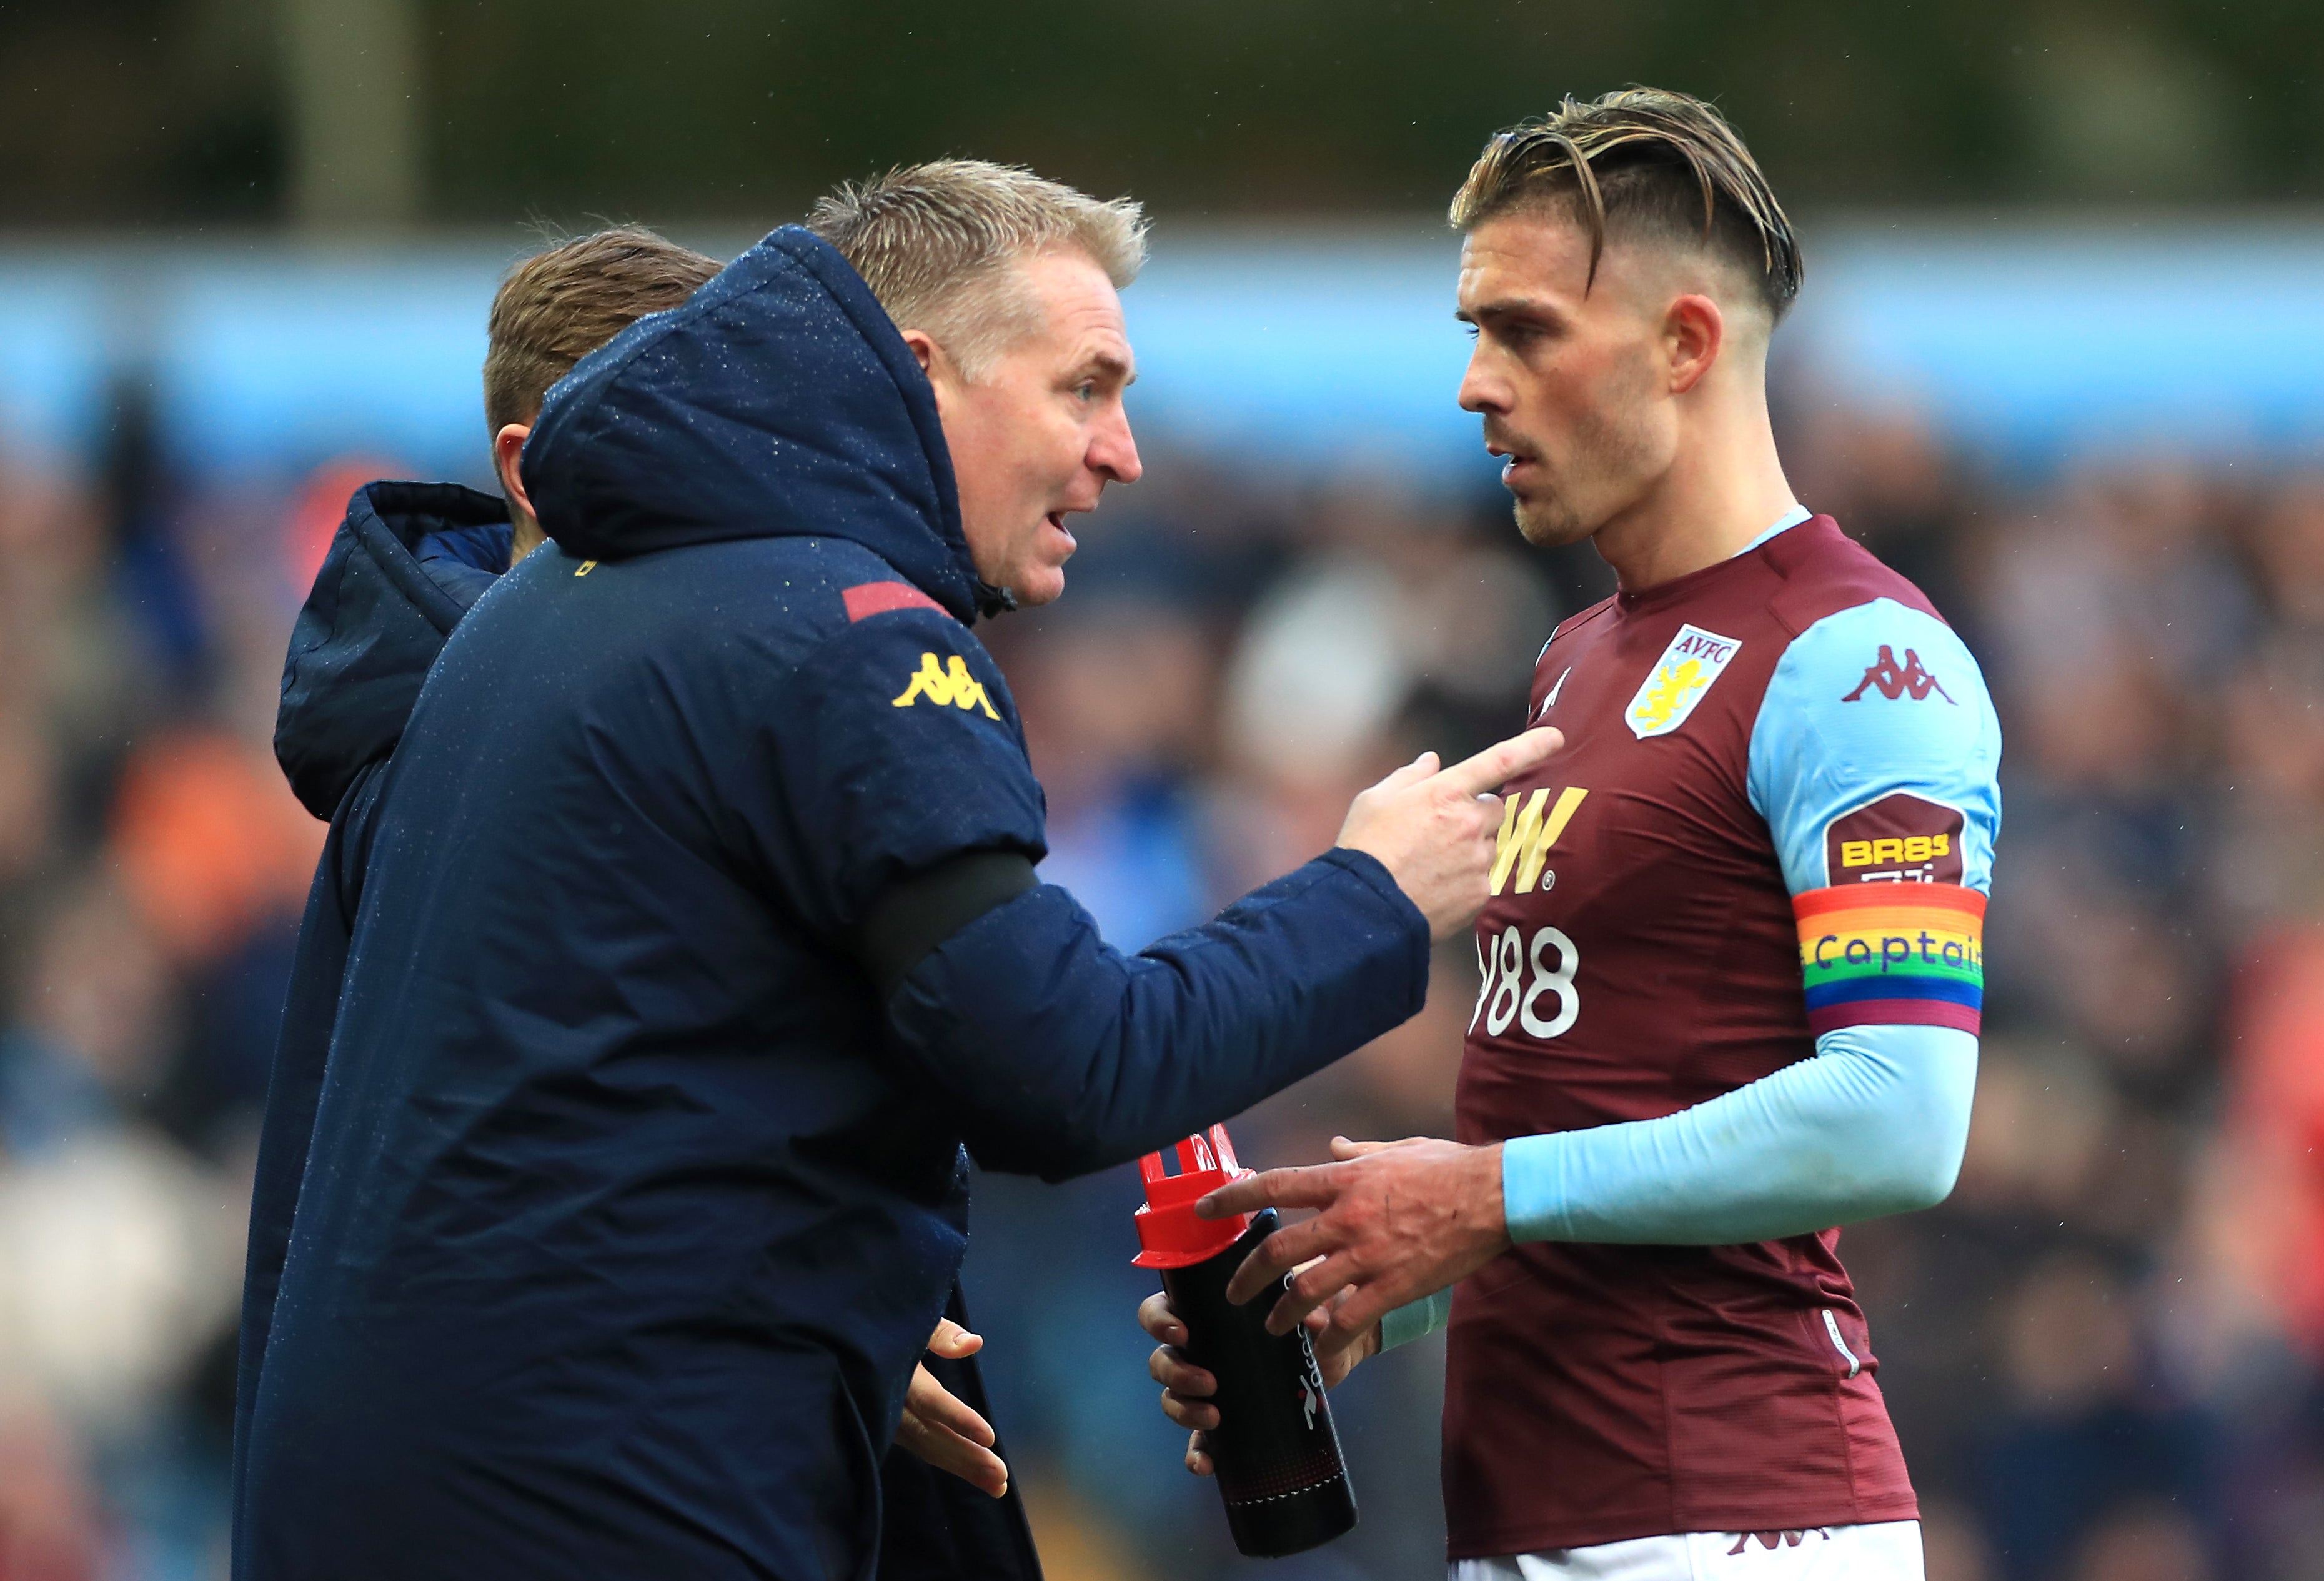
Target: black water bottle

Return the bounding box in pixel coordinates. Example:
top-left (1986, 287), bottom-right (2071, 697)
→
top-left (1133, 1124), bottom-right (1358, 1558)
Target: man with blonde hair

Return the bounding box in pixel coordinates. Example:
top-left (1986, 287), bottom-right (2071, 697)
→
top-left (246, 226), bottom-right (1046, 1581)
top-left (240, 162), bottom-right (1556, 1579)
top-left (1147, 91), bottom-right (2001, 1580)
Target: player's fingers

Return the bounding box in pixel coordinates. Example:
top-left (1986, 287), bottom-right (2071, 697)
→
top-left (925, 1318), bottom-right (982, 1358)
top-left (1263, 1250), bottom-right (1366, 1335)
top-left (1150, 1344), bottom-right (1216, 1398)
top-left (1326, 1134), bottom-right (1429, 1160)
top-left (1221, 1215), bottom-right (1344, 1307)
top-left (1162, 1387), bottom-right (1221, 1433)
top-left (905, 1364), bottom-right (996, 1447)
top-left (1198, 1164), bottom-right (1338, 1222)
top-left (1435, 727), bottom-right (1564, 799)
top-left (1138, 1290), bottom-right (1187, 1347)
top-left (1186, 1432), bottom-right (1215, 1477)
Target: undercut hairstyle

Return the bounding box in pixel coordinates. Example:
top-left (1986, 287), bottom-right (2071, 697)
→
top-left (483, 227), bottom-right (722, 433)
top-left (1450, 88), bottom-right (1803, 323)
top-left (806, 159), bottom-right (1146, 381)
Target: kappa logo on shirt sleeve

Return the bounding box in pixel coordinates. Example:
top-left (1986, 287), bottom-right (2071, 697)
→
top-left (1625, 624), bottom-right (1742, 739)
top-left (1841, 644), bottom-right (1955, 703)
top-left (891, 652), bottom-right (1001, 719)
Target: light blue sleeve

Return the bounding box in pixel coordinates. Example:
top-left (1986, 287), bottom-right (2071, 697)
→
top-left (1486, 598), bottom-right (2003, 1258)
top-left (1745, 598), bottom-right (2001, 896)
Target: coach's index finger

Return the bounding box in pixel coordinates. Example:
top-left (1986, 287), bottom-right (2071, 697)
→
top-left (1195, 1164), bottom-right (1336, 1222)
top-left (1436, 727), bottom-right (1564, 799)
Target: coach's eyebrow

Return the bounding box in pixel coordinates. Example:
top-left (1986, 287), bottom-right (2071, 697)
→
top-left (1081, 350), bottom-right (1137, 386)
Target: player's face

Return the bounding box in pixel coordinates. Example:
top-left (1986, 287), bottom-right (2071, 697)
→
top-left (928, 249), bottom-right (1142, 607)
top-left (1456, 212), bottom-right (1677, 549)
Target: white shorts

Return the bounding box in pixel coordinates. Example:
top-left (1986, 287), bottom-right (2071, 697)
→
top-left (1451, 1521), bottom-right (1924, 1581)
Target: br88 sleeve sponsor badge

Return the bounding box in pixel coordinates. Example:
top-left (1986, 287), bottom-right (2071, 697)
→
top-left (1825, 792), bottom-right (1965, 885)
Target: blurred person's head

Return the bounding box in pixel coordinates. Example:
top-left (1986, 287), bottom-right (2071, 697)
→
top-left (15, 872), bottom-right (174, 1101)
top-left (1449, 89), bottom-right (1801, 560)
top-left (1011, 596), bottom-right (1214, 810)
top-left (2002, 1251), bottom-right (2139, 1416)
top-left (484, 228), bottom-right (722, 563)
top-left (2069, 1505), bottom-right (2213, 1581)
top-left (808, 159), bottom-right (1146, 607)
top-left (2250, 474), bottom-right (2324, 627)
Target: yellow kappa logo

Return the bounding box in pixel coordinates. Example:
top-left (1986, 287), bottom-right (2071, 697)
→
top-left (1630, 659), bottom-right (1708, 732)
top-left (892, 652), bottom-right (1001, 719)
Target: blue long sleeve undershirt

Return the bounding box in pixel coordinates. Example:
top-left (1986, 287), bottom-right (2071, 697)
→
top-left (1378, 1023), bottom-right (1976, 1351)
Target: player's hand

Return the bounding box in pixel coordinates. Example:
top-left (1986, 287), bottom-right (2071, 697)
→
top-left (1198, 1135), bottom-right (1511, 1350)
top-left (1140, 1289), bottom-right (1379, 1477)
top-left (1337, 727), bottom-right (1562, 941)
top-left (894, 1319), bottom-right (1009, 1498)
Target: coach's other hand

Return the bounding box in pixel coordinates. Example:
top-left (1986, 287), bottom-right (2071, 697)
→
top-left (1140, 1290), bottom-right (1378, 1477)
top-left (895, 1318), bottom-right (1010, 1497)
top-left (1199, 1135), bottom-right (1511, 1353)
top-left (1337, 727), bottom-right (1562, 941)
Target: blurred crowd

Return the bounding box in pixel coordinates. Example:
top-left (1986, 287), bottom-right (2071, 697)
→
top-left (0, 371), bottom-right (2320, 1581)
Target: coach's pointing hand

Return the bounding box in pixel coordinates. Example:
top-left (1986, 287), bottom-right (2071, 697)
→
top-left (1198, 1135), bottom-right (1511, 1356)
top-left (1337, 727), bottom-right (1562, 942)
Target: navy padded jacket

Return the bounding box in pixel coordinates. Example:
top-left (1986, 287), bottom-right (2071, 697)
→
top-left (237, 227), bottom-right (1428, 1581)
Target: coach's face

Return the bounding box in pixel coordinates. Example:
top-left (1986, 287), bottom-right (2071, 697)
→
top-left (915, 249), bottom-right (1142, 607)
top-left (1456, 211), bottom-right (1690, 550)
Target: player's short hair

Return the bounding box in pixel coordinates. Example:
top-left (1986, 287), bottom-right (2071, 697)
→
top-left (806, 159), bottom-right (1146, 381)
top-left (483, 227), bottom-right (722, 433)
top-left (1450, 88), bottom-right (1802, 323)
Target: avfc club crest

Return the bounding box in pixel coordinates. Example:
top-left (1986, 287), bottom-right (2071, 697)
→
top-left (1625, 624), bottom-right (1743, 739)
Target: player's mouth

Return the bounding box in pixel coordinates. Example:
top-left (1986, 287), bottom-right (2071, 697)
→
top-left (1484, 431), bottom-right (1541, 487)
top-left (1043, 511), bottom-right (1078, 553)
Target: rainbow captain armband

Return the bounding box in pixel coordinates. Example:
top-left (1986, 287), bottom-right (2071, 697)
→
top-left (1794, 884), bottom-right (1985, 1036)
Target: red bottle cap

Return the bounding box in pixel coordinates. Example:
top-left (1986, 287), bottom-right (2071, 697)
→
top-left (1131, 1124), bottom-right (1254, 1269)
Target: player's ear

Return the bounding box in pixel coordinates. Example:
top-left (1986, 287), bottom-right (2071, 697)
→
top-left (1664, 293), bottom-right (1724, 396)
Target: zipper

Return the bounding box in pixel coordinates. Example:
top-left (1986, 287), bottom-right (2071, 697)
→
top-left (1821, 1308), bottom-right (1861, 1378)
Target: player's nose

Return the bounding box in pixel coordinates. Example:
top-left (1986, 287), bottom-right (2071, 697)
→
top-left (1457, 343), bottom-right (1509, 416)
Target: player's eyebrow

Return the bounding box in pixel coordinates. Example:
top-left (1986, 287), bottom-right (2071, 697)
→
top-left (1457, 296), bottom-right (1561, 326)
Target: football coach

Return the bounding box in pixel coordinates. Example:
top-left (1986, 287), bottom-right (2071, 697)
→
top-left (239, 161), bottom-right (1557, 1581)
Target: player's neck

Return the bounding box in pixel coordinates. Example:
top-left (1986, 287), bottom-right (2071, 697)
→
top-left (1593, 387), bottom-right (1799, 595)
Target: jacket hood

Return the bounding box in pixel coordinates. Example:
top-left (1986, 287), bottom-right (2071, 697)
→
top-left (275, 481), bottom-right (512, 820)
top-left (521, 225), bottom-right (991, 622)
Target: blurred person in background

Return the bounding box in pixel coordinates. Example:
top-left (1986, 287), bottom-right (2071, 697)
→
top-left (237, 226), bottom-right (1046, 1581)
top-left (1150, 88), bottom-right (2002, 1580)
top-left (238, 160), bottom-right (1556, 1581)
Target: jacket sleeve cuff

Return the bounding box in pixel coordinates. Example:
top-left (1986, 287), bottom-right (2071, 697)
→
top-left (1378, 1287), bottom-right (1454, 1352)
top-left (1502, 1132), bottom-right (1571, 1244)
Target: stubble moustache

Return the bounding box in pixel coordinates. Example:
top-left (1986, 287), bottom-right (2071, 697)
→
top-left (1490, 381), bottom-right (1660, 551)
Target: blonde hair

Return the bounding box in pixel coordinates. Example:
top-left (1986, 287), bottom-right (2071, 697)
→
top-left (484, 226), bottom-right (722, 432)
top-left (807, 159), bottom-right (1146, 379)
top-left (1451, 88), bottom-right (1802, 322)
